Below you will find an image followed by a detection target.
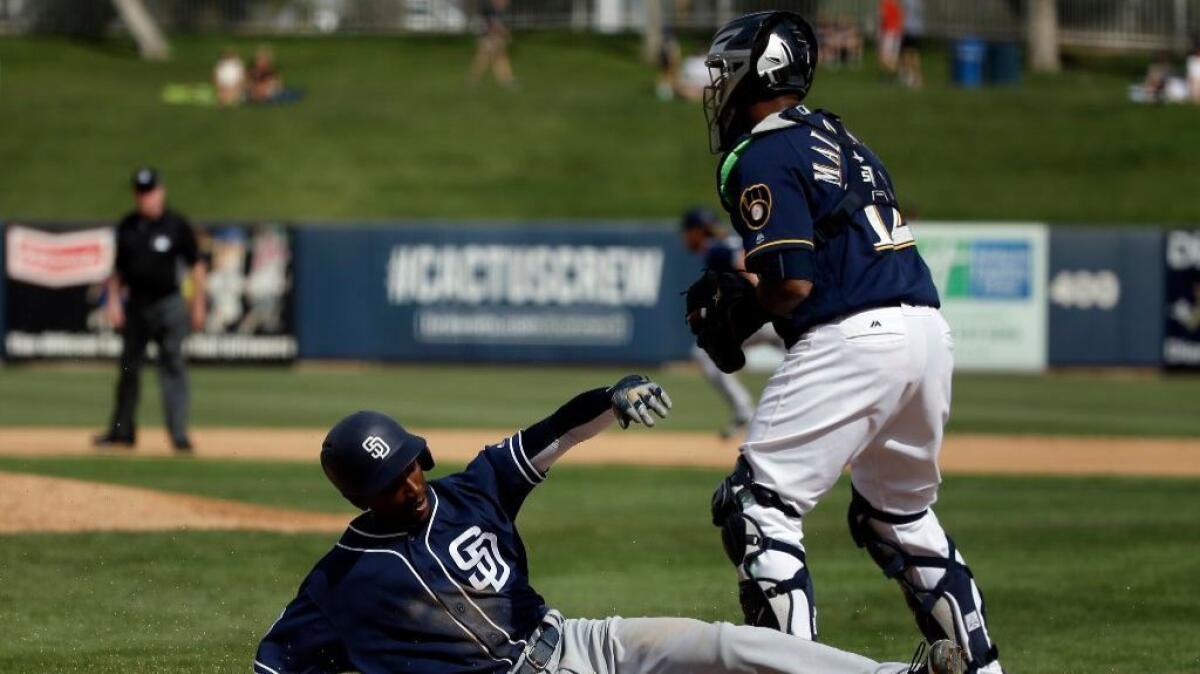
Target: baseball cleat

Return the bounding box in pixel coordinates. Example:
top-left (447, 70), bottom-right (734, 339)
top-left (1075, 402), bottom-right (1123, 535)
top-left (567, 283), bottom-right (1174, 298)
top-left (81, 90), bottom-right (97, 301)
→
top-left (907, 640), bottom-right (967, 674)
top-left (93, 433), bottom-right (135, 449)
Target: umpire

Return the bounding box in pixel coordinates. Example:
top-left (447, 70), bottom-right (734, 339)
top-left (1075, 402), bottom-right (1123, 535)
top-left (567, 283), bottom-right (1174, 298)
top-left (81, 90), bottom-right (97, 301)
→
top-left (94, 168), bottom-right (207, 452)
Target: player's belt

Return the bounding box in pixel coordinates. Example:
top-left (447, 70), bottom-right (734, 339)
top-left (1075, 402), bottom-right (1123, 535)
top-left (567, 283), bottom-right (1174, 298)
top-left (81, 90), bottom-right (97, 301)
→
top-left (511, 619), bottom-right (561, 674)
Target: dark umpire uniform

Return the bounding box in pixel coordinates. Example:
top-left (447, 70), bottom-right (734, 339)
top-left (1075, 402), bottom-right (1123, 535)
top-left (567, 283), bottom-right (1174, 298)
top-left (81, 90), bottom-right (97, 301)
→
top-left (95, 168), bottom-right (205, 452)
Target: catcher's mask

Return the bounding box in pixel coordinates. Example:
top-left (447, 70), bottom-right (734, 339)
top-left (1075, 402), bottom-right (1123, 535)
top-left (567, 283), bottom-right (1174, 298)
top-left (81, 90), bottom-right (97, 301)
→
top-left (703, 11), bottom-right (819, 153)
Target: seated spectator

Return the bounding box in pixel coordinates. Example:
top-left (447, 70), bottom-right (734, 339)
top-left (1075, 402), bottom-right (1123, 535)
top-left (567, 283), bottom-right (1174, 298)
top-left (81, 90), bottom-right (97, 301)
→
top-left (249, 45), bottom-right (284, 103)
top-left (821, 15), bottom-right (863, 69)
top-left (213, 48), bottom-right (246, 107)
top-left (675, 54), bottom-right (709, 102)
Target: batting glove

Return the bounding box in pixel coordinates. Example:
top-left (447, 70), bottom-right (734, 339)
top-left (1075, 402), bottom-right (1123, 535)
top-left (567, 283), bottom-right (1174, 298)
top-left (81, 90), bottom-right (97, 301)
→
top-left (609, 375), bottom-right (673, 429)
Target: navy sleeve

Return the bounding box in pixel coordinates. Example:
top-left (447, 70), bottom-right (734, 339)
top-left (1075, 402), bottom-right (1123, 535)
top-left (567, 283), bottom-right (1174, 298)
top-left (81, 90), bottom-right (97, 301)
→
top-left (729, 143), bottom-right (816, 281)
top-left (462, 387), bottom-right (614, 518)
top-left (255, 588), bottom-right (350, 674)
top-left (463, 435), bottom-right (547, 520)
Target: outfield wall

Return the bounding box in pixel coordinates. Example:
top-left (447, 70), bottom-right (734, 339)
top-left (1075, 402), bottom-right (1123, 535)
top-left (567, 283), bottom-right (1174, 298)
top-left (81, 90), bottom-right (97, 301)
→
top-left (3, 220), bottom-right (1199, 371)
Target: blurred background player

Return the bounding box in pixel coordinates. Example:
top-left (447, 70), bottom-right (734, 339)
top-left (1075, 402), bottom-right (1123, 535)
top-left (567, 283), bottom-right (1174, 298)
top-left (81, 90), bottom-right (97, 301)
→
top-left (680, 207), bottom-right (756, 438)
top-left (698, 12), bottom-right (1003, 672)
top-left (469, 0), bottom-right (515, 88)
top-left (94, 167), bottom-right (207, 453)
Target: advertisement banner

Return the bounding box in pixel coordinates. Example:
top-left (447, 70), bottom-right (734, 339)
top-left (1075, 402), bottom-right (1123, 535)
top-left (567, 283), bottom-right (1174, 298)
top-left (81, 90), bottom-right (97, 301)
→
top-left (915, 223), bottom-right (1048, 371)
top-left (294, 224), bottom-right (694, 363)
top-left (1048, 229), bottom-right (1163, 366)
top-left (3, 222), bottom-right (296, 362)
top-left (1164, 230), bottom-right (1200, 369)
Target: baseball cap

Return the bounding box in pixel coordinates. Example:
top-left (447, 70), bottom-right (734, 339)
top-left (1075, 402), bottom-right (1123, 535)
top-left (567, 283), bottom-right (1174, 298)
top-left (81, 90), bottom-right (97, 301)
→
top-left (681, 207), bottom-right (718, 231)
top-left (132, 166), bottom-right (161, 193)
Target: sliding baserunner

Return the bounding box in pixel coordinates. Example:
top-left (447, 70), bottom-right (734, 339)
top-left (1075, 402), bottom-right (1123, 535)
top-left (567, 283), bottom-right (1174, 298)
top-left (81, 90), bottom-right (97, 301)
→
top-left (255, 375), bottom-right (965, 674)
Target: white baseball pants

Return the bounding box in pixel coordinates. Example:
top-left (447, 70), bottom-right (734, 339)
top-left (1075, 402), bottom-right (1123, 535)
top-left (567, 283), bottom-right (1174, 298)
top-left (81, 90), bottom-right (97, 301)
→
top-left (542, 612), bottom-right (917, 674)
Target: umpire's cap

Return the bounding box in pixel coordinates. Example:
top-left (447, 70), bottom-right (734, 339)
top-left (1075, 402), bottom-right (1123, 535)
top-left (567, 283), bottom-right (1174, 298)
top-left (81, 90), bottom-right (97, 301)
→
top-left (131, 166), bottom-right (161, 193)
top-left (320, 411), bottom-right (435, 509)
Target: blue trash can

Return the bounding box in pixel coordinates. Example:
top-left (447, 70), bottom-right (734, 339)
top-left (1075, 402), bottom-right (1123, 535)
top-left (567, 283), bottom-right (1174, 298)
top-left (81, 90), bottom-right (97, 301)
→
top-left (952, 37), bottom-right (986, 88)
top-left (986, 41), bottom-right (1022, 85)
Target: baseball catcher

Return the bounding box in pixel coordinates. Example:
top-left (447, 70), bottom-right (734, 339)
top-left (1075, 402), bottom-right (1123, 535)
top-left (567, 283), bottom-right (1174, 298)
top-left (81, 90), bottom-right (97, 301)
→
top-left (255, 375), bottom-right (966, 674)
top-left (689, 11), bottom-right (1006, 674)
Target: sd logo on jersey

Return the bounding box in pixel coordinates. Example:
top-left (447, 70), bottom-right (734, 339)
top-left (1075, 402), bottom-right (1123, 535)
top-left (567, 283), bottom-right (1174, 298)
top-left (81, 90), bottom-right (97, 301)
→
top-left (450, 526), bottom-right (511, 592)
top-left (739, 184), bottom-right (772, 230)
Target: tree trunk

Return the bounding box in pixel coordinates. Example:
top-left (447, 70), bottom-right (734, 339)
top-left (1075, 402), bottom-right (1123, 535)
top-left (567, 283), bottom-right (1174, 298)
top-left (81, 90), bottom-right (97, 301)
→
top-left (642, 0), bottom-right (663, 64)
top-left (111, 0), bottom-right (170, 61)
top-left (1027, 0), bottom-right (1059, 73)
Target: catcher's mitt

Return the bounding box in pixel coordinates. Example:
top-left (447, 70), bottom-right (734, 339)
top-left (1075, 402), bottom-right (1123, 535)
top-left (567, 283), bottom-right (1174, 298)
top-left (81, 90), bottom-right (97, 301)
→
top-left (685, 270), bottom-right (769, 374)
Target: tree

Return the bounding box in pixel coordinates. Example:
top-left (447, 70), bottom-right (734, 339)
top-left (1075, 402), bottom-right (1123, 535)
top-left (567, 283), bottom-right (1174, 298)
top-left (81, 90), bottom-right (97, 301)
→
top-left (1027, 0), bottom-right (1060, 73)
top-left (111, 0), bottom-right (171, 61)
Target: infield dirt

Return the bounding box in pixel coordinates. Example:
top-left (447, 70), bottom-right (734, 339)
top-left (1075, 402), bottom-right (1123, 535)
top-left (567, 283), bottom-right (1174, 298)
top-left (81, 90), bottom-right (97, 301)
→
top-left (2, 427), bottom-right (1197, 535)
top-left (1, 426), bottom-right (1198, 476)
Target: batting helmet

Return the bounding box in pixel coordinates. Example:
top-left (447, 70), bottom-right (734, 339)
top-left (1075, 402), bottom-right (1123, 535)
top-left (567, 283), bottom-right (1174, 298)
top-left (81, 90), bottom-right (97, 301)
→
top-left (320, 411), bottom-right (435, 509)
top-left (703, 11), bottom-right (819, 153)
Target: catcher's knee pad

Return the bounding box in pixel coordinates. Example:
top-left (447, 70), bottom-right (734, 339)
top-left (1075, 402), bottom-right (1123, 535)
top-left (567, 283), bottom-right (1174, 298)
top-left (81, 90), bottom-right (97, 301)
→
top-left (712, 464), bottom-right (816, 637)
top-left (848, 488), bottom-right (999, 672)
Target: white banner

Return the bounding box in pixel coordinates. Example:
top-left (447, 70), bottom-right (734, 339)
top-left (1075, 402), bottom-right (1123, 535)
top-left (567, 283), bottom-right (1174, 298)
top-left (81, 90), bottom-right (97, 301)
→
top-left (5, 224), bottom-right (115, 288)
top-left (914, 222), bottom-right (1048, 372)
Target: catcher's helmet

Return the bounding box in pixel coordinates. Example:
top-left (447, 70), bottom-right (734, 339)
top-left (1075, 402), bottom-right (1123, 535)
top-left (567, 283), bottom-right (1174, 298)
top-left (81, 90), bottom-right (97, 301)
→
top-left (703, 11), bottom-right (819, 153)
top-left (320, 411), bottom-right (435, 509)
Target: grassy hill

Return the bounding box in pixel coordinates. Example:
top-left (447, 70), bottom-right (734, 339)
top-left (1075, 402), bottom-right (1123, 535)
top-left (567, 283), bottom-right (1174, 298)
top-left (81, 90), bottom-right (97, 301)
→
top-left (0, 33), bottom-right (1196, 224)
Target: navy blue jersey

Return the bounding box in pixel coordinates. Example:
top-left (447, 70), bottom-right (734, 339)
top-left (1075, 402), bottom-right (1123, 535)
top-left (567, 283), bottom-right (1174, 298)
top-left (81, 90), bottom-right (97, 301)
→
top-left (703, 234), bottom-right (743, 273)
top-left (256, 389), bottom-right (616, 674)
top-left (255, 438), bottom-right (546, 674)
top-left (717, 106), bottom-right (939, 343)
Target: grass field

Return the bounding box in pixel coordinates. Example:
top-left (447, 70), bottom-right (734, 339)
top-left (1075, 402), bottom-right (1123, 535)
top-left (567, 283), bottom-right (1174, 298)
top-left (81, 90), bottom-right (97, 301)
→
top-left (2, 364), bottom-right (1200, 436)
top-left (1, 456), bottom-right (1199, 673)
top-left (1, 365), bottom-right (1199, 672)
top-left (2, 34), bottom-right (1198, 225)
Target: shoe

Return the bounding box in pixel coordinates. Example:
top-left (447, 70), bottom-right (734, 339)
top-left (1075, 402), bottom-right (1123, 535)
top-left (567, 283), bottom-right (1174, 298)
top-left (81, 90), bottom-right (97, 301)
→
top-left (719, 418), bottom-right (748, 439)
top-left (172, 438), bottom-right (194, 454)
top-left (93, 433), bottom-right (135, 449)
top-left (908, 640), bottom-right (967, 674)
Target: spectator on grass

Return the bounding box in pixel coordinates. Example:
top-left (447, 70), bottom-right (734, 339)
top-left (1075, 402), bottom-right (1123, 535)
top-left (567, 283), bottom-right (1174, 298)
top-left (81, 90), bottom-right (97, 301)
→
top-left (213, 48), bottom-right (246, 107)
top-left (249, 45), bottom-right (284, 103)
top-left (1143, 52), bottom-right (1173, 104)
top-left (468, 0), bottom-right (516, 88)
top-left (656, 30), bottom-right (682, 100)
top-left (878, 0), bottom-right (902, 76)
top-left (899, 0), bottom-right (925, 88)
top-left (821, 15), bottom-right (862, 69)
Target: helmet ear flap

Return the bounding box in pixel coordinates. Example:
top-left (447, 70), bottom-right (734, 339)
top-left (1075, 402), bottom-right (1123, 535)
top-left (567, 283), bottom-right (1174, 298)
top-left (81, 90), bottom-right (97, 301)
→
top-left (418, 448), bottom-right (436, 471)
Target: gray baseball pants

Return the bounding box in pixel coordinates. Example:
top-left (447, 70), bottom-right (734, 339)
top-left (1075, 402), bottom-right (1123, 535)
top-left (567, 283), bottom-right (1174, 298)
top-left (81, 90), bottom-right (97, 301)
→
top-left (527, 611), bottom-right (913, 674)
top-left (108, 293), bottom-right (190, 445)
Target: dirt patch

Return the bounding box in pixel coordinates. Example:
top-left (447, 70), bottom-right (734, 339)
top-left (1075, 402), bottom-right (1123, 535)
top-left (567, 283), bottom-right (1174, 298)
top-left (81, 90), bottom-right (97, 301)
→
top-left (0, 471), bottom-right (349, 534)
top-left (0, 427), bottom-right (1198, 477)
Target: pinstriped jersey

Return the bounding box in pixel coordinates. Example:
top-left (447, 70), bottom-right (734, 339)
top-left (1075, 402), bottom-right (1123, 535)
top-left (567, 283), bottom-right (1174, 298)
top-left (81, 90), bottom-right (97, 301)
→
top-left (717, 106), bottom-right (939, 343)
top-left (255, 436), bottom-right (549, 674)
